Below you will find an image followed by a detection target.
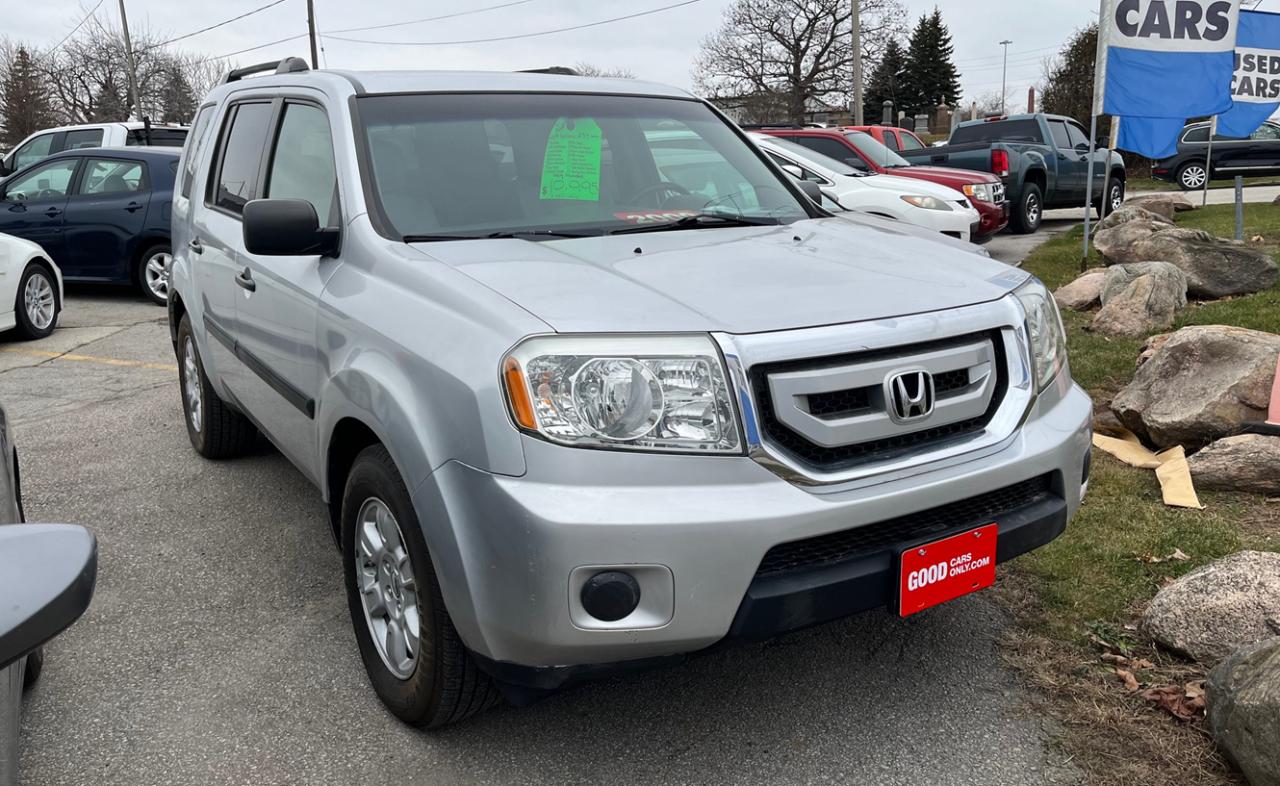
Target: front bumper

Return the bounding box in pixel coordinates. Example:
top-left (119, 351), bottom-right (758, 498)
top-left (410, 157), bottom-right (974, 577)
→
top-left (974, 200), bottom-right (1010, 239)
top-left (412, 377), bottom-right (1092, 690)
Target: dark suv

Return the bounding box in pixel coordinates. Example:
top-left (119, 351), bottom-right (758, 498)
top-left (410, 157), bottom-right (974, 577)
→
top-left (1152, 120), bottom-right (1280, 190)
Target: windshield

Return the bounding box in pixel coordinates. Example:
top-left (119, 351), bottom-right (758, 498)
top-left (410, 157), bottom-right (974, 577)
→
top-left (356, 93), bottom-right (810, 238)
top-left (760, 136), bottom-right (862, 177)
top-left (844, 131), bottom-right (911, 168)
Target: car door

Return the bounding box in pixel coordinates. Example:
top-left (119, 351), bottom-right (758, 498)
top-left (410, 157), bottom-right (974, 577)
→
top-left (1047, 120), bottom-right (1084, 203)
top-left (197, 100), bottom-right (275, 400)
top-left (61, 156), bottom-right (150, 280)
top-left (0, 158), bottom-right (79, 265)
top-left (231, 99), bottom-right (342, 479)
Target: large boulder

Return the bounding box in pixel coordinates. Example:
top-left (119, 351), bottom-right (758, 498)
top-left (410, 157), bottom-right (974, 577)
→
top-left (1190, 434), bottom-right (1280, 496)
top-left (1097, 204), bottom-right (1174, 232)
top-left (1053, 268), bottom-right (1107, 311)
top-left (1126, 193), bottom-right (1197, 220)
top-left (1111, 325), bottom-right (1280, 449)
top-left (1123, 227), bottom-right (1279, 299)
top-left (1093, 219), bottom-right (1169, 265)
top-left (1207, 637), bottom-right (1280, 786)
top-left (1141, 551), bottom-right (1280, 664)
top-left (1091, 262), bottom-right (1188, 337)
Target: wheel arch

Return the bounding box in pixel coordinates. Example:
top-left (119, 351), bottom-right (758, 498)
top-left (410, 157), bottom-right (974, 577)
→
top-left (130, 235), bottom-right (171, 286)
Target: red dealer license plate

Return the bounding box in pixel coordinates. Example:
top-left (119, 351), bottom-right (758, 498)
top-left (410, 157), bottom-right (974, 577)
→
top-left (898, 524), bottom-right (998, 617)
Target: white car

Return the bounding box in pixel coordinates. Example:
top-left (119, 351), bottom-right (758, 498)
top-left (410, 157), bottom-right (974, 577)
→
top-left (0, 122), bottom-right (188, 178)
top-left (748, 132), bottom-right (982, 241)
top-left (0, 234), bottom-right (62, 339)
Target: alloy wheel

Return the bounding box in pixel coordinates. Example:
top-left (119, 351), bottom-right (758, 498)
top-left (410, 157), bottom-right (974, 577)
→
top-left (144, 251), bottom-right (172, 301)
top-left (1025, 194), bottom-right (1041, 227)
top-left (355, 497), bottom-right (420, 680)
top-left (23, 272), bottom-right (55, 331)
top-left (1108, 183), bottom-right (1123, 213)
top-left (1181, 165), bottom-right (1207, 190)
top-left (182, 337), bottom-right (203, 433)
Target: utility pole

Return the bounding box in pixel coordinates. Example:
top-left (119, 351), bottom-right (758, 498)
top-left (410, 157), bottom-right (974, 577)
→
top-left (999, 40), bottom-right (1013, 115)
top-left (117, 0), bottom-right (142, 121)
top-left (307, 0), bottom-right (320, 69)
top-left (852, 0), bottom-right (864, 125)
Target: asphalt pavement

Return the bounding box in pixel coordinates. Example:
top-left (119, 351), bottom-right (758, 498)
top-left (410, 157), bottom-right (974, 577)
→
top-left (6, 285), bottom-right (1081, 786)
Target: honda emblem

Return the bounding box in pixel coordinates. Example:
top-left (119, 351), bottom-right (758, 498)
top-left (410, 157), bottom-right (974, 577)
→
top-left (886, 370), bottom-right (935, 423)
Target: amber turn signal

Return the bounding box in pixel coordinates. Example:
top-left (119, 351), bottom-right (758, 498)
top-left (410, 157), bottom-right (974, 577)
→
top-left (503, 357), bottom-right (536, 429)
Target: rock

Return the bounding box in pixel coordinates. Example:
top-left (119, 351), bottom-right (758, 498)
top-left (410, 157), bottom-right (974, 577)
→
top-left (1207, 637), bottom-right (1280, 786)
top-left (1097, 204), bottom-right (1174, 232)
top-left (1092, 400), bottom-right (1128, 438)
top-left (1090, 262), bottom-right (1188, 337)
top-left (1111, 325), bottom-right (1280, 449)
top-left (1137, 332), bottom-right (1172, 368)
top-left (1093, 219), bottom-right (1170, 265)
top-left (1124, 227), bottom-right (1279, 298)
top-left (1127, 193), bottom-right (1197, 220)
top-left (1141, 551), bottom-right (1280, 664)
top-left (1190, 435), bottom-right (1280, 496)
top-left (1053, 269), bottom-right (1107, 311)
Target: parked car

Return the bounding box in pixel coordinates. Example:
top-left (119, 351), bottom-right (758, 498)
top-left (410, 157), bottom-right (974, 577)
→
top-left (847, 124), bottom-right (932, 153)
top-left (1152, 120), bottom-right (1280, 190)
top-left (751, 126), bottom-right (1010, 239)
top-left (894, 113), bottom-right (1128, 234)
top-left (0, 147), bottom-right (178, 305)
top-left (170, 58), bottom-right (1091, 727)
top-left (0, 122), bottom-right (187, 179)
top-left (0, 234), bottom-right (62, 340)
top-left (748, 133), bottom-right (982, 241)
top-left (0, 397), bottom-right (98, 786)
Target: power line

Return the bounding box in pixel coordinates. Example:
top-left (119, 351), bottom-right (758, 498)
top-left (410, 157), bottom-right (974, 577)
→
top-left (139, 0), bottom-right (289, 52)
top-left (954, 44), bottom-right (1059, 66)
top-left (325, 0), bottom-right (704, 46)
top-left (212, 32), bottom-right (309, 60)
top-left (48, 0), bottom-right (106, 53)
top-left (326, 0), bottom-right (537, 34)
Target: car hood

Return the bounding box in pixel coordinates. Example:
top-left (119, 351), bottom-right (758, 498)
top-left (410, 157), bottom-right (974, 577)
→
top-left (408, 218), bottom-right (1029, 334)
top-left (884, 165), bottom-right (1001, 188)
top-left (857, 173), bottom-right (972, 202)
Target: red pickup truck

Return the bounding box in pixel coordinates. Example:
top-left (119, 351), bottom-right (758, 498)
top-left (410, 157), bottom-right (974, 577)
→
top-left (754, 127), bottom-right (1010, 240)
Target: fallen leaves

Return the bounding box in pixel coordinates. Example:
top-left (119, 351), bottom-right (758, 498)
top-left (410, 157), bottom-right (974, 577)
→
top-left (1140, 681), bottom-right (1207, 721)
top-left (1103, 653), bottom-right (1156, 671)
top-left (1116, 668), bottom-right (1141, 693)
top-left (1137, 548), bottom-right (1191, 564)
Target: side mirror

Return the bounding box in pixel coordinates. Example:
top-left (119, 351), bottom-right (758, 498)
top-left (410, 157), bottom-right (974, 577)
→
top-left (0, 157), bottom-right (10, 177)
top-left (243, 199), bottom-right (340, 257)
top-left (1075, 142), bottom-right (1091, 155)
top-left (780, 163), bottom-right (805, 180)
top-left (794, 179), bottom-right (823, 204)
top-left (0, 524), bottom-right (97, 672)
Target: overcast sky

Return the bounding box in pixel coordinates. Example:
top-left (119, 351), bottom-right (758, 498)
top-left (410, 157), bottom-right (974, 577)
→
top-left (14, 0), bottom-right (1106, 107)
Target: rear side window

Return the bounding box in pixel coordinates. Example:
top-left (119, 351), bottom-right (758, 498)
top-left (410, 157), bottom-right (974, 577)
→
top-left (210, 102), bottom-right (273, 215)
top-left (951, 119), bottom-right (1044, 145)
top-left (265, 103), bottom-right (339, 226)
top-left (80, 158), bottom-right (146, 194)
top-left (790, 136), bottom-right (869, 170)
top-left (127, 128), bottom-right (188, 146)
top-left (1183, 126), bottom-right (1210, 143)
top-left (64, 129), bottom-right (104, 150)
top-left (182, 106), bottom-right (216, 198)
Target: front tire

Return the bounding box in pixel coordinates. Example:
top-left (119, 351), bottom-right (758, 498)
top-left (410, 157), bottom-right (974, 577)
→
top-left (138, 243), bottom-right (172, 306)
top-left (1011, 183), bottom-right (1043, 234)
top-left (341, 444), bottom-right (501, 727)
top-left (13, 262), bottom-right (58, 340)
top-left (22, 648), bottom-right (43, 690)
top-left (1177, 161), bottom-right (1208, 191)
top-left (176, 314), bottom-right (257, 459)
top-left (1097, 177), bottom-right (1125, 219)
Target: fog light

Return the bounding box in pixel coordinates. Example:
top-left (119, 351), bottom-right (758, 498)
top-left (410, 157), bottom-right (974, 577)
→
top-left (580, 571), bottom-right (641, 622)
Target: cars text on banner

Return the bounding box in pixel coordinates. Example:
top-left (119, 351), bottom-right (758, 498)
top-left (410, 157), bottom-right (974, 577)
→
top-left (1095, 0), bottom-right (1244, 158)
top-left (1218, 10), bottom-right (1280, 138)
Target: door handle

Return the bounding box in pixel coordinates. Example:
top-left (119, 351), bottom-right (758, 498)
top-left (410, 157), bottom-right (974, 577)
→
top-left (235, 267), bottom-right (256, 293)
top-left (125, 202), bottom-right (142, 212)
top-left (44, 207), bottom-right (62, 218)
top-left (188, 239), bottom-right (204, 255)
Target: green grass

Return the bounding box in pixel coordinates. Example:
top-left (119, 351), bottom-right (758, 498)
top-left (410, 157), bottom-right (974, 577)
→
top-left (1009, 203), bottom-right (1280, 642)
top-left (1128, 175), bottom-right (1280, 193)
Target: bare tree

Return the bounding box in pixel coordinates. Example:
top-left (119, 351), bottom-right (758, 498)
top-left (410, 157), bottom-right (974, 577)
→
top-left (693, 0), bottom-right (906, 125)
top-left (574, 62), bottom-right (637, 79)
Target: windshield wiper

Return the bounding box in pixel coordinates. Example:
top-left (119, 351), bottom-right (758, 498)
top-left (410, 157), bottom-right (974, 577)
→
top-left (609, 213), bottom-right (780, 235)
top-left (402, 229), bottom-right (597, 243)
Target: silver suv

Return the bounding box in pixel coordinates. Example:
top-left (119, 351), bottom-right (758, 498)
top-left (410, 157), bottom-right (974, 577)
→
top-left (169, 59), bottom-right (1092, 726)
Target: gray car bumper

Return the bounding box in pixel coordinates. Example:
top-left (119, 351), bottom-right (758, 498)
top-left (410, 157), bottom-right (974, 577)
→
top-left (412, 380), bottom-right (1092, 683)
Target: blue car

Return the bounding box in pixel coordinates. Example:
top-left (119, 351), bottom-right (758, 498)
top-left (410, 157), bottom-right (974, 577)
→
top-left (0, 147), bottom-right (178, 305)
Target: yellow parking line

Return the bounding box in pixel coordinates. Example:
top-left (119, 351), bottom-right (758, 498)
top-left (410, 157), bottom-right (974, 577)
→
top-left (0, 347), bottom-right (177, 372)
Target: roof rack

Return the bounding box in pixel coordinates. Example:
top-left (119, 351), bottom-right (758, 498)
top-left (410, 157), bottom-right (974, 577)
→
top-left (519, 66), bottom-right (579, 76)
top-left (221, 57), bottom-right (310, 85)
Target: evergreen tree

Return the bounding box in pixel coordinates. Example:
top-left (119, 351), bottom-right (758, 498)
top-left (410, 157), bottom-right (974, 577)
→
top-left (1042, 25), bottom-right (1112, 138)
top-left (863, 38), bottom-right (906, 124)
top-left (901, 9), bottom-right (962, 116)
top-left (91, 85), bottom-right (130, 122)
top-left (159, 67), bottom-right (196, 124)
top-left (0, 47), bottom-right (56, 146)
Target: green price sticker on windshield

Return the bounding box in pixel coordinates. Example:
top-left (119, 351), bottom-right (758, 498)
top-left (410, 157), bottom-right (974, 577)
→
top-left (540, 118), bottom-right (602, 202)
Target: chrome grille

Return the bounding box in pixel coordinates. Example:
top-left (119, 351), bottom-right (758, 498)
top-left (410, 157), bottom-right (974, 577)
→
top-left (993, 182), bottom-right (1007, 204)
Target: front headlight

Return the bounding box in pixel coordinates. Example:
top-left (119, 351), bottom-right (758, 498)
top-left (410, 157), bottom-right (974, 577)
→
top-left (1014, 278), bottom-right (1068, 393)
top-left (901, 195), bottom-right (952, 211)
top-left (502, 335), bottom-right (743, 453)
top-left (962, 183), bottom-right (994, 203)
